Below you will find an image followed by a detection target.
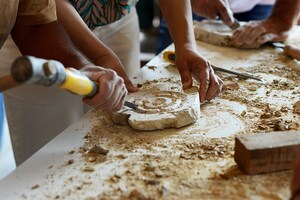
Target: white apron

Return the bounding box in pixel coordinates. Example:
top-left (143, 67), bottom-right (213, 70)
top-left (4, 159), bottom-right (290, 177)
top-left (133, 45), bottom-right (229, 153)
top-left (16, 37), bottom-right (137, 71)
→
top-left (0, 5), bottom-right (139, 165)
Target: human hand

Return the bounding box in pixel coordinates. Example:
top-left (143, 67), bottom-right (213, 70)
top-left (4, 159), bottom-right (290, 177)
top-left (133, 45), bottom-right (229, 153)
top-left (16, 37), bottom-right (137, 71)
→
top-left (232, 18), bottom-right (290, 47)
top-left (175, 45), bottom-right (223, 103)
top-left (291, 157), bottom-right (300, 200)
top-left (95, 54), bottom-right (138, 93)
top-left (191, 0), bottom-right (234, 27)
top-left (80, 66), bottom-right (127, 112)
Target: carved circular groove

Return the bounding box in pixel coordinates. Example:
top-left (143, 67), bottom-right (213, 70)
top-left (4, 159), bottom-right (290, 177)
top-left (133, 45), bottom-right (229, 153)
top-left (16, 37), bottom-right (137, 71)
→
top-left (130, 91), bottom-right (187, 114)
top-left (112, 87), bottom-right (200, 131)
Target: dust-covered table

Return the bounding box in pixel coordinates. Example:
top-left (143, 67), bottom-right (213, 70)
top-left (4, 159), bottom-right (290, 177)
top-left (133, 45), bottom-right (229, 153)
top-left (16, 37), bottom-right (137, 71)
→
top-left (0, 28), bottom-right (300, 199)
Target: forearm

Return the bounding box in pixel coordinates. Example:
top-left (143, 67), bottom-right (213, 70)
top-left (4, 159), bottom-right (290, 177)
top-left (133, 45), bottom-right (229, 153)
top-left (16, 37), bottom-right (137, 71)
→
top-left (55, 0), bottom-right (119, 66)
top-left (158, 0), bottom-right (196, 51)
top-left (11, 21), bottom-right (89, 69)
top-left (269, 0), bottom-right (300, 30)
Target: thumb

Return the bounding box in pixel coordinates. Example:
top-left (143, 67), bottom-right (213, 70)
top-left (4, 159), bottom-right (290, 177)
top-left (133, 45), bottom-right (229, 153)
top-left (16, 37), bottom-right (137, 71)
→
top-left (125, 80), bottom-right (138, 92)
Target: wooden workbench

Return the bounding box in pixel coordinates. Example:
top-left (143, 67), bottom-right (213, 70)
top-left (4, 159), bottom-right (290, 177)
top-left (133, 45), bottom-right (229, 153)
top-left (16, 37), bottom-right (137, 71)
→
top-left (0, 30), bottom-right (300, 199)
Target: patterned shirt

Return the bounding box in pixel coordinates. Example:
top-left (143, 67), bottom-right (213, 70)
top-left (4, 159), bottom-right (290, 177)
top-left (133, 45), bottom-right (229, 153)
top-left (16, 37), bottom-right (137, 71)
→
top-left (69, 0), bottom-right (135, 30)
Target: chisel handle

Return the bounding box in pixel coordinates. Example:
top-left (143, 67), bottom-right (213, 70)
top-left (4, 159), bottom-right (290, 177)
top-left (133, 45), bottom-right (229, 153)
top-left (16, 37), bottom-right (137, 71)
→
top-left (60, 69), bottom-right (97, 97)
top-left (284, 44), bottom-right (300, 61)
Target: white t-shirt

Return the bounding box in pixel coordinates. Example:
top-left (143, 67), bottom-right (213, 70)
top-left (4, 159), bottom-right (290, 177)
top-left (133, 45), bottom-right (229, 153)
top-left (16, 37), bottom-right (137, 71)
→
top-left (229, 0), bottom-right (276, 13)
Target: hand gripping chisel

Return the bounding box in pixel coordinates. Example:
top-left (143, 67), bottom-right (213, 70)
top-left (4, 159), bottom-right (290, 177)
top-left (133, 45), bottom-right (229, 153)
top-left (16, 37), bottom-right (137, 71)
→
top-left (0, 56), bottom-right (137, 109)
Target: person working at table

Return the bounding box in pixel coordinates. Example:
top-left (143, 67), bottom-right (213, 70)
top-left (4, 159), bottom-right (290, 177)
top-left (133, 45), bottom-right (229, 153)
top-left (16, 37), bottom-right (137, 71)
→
top-left (0, 0), bottom-right (127, 165)
top-left (0, 0), bottom-right (224, 166)
top-left (157, 0), bottom-right (275, 54)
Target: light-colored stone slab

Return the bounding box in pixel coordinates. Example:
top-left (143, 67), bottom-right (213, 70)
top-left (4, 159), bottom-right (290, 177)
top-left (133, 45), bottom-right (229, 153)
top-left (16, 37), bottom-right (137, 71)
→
top-left (112, 86), bottom-right (200, 131)
top-left (194, 19), bottom-right (260, 48)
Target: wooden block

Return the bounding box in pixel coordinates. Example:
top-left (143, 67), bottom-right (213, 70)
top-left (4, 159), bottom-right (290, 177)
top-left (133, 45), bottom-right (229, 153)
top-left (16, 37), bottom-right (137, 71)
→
top-left (234, 131), bottom-right (300, 175)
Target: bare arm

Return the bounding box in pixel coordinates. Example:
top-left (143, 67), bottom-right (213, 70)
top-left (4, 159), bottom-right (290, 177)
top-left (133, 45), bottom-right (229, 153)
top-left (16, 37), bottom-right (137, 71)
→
top-left (55, 0), bottom-right (137, 92)
top-left (158, 0), bottom-right (223, 103)
top-left (233, 0), bottom-right (300, 46)
top-left (191, 0), bottom-right (234, 27)
top-left (11, 21), bottom-right (89, 69)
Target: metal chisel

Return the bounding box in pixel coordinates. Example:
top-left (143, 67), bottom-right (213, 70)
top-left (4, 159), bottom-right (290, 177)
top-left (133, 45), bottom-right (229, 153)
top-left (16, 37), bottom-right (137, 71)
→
top-left (230, 18), bottom-right (241, 30)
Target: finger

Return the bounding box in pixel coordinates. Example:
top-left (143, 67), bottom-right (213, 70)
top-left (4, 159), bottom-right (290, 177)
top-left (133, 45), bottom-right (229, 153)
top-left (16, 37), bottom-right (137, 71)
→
top-left (114, 68), bottom-right (138, 92)
top-left (89, 71), bottom-right (107, 82)
top-left (124, 79), bottom-right (137, 93)
top-left (83, 94), bottom-right (105, 108)
top-left (205, 70), bottom-right (222, 101)
top-left (233, 23), bottom-right (261, 46)
top-left (236, 27), bottom-right (255, 45)
top-left (84, 72), bottom-right (115, 107)
top-left (216, 0), bottom-right (234, 26)
top-left (83, 82), bottom-right (110, 107)
top-left (67, 67), bottom-right (81, 74)
top-left (233, 27), bottom-right (251, 46)
top-left (107, 79), bottom-right (127, 112)
top-left (178, 66), bottom-right (193, 90)
top-left (123, 77), bottom-right (138, 93)
top-left (89, 77), bottom-right (126, 112)
top-left (209, 76), bottom-right (223, 100)
top-left (232, 29), bottom-right (243, 45)
top-left (100, 88), bottom-right (126, 112)
top-left (257, 33), bottom-right (276, 44)
top-left (244, 26), bottom-right (266, 45)
top-left (112, 89), bottom-right (127, 112)
top-left (126, 83), bottom-right (138, 93)
top-left (198, 64), bottom-right (211, 103)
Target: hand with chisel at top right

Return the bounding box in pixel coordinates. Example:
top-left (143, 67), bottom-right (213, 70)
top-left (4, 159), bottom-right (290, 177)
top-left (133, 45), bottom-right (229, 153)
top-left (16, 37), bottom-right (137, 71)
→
top-left (191, 0), bottom-right (237, 29)
top-left (232, 0), bottom-right (300, 48)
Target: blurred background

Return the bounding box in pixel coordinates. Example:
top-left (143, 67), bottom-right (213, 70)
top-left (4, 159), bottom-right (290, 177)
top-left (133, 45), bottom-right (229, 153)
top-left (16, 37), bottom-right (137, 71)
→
top-left (137, 0), bottom-right (161, 66)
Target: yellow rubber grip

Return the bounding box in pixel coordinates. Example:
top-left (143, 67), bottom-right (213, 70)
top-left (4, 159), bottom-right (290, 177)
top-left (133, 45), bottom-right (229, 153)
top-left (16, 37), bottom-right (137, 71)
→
top-left (163, 50), bottom-right (176, 64)
top-left (60, 69), bottom-right (96, 96)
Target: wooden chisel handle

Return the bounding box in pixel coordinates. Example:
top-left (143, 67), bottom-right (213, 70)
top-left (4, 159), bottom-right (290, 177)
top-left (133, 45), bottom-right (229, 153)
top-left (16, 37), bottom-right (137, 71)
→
top-left (284, 44), bottom-right (300, 61)
top-left (0, 75), bottom-right (19, 92)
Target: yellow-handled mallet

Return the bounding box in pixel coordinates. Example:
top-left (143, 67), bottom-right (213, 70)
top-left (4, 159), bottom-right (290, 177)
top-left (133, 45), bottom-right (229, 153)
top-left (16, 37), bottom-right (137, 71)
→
top-left (10, 56), bottom-right (97, 97)
top-left (4, 56), bottom-right (137, 110)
